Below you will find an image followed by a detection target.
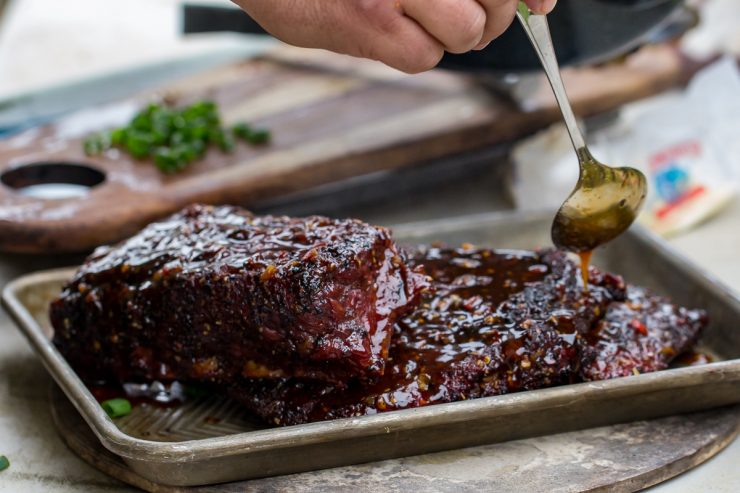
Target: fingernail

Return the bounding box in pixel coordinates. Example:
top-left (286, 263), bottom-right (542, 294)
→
top-left (527, 0), bottom-right (556, 14)
top-left (536, 0), bottom-right (557, 14)
top-left (473, 40), bottom-right (491, 51)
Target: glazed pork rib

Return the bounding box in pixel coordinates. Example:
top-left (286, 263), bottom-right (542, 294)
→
top-left (227, 247), bottom-right (625, 425)
top-left (228, 247), bottom-right (707, 426)
top-left (579, 286), bottom-right (708, 380)
top-left (50, 204), bottom-right (427, 384)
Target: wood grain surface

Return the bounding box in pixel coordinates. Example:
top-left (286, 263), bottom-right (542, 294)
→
top-left (0, 44), bottom-right (696, 253)
top-left (50, 384), bottom-right (740, 493)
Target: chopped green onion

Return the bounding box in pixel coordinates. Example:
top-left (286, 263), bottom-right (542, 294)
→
top-left (101, 398), bottom-right (132, 418)
top-left (170, 130), bottom-right (188, 146)
top-left (189, 125), bottom-right (209, 142)
top-left (217, 131), bottom-right (236, 152)
top-left (191, 139), bottom-right (206, 157)
top-left (83, 132), bottom-right (110, 156)
top-left (154, 148), bottom-right (178, 174)
top-left (0, 455), bottom-right (9, 471)
top-left (125, 131), bottom-right (155, 159)
top-left (245, 128), bottom-right (271, 145)
top-left (172, 113), bottom-right (187, 129)
top-left (233, 123), bottom-right (271, 145)
top-left (232, 122), bottom-right (251, 139)
top-left (82, 100), bottom-right (270, 173)
top-left (109, 128), bottom-right (127, 146)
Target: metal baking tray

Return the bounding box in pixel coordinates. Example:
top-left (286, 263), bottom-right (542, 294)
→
top-left (3, 211), bottom-right (740, 487)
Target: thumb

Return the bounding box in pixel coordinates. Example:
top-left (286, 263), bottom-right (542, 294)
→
top-left (524, 0), bottom-right (557, 14)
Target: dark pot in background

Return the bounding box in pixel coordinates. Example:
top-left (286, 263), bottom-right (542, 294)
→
top-left (439, 0), bottom-right (683, 72)
top-left (183, 0), bottom-right (683, 73)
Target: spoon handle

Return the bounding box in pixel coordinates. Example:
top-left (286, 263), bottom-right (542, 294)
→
top-left (516, 7), bottom-right (587, 154)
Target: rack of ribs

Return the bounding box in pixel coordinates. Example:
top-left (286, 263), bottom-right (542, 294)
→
top-left (49, 206), bottom-right (709, 428)
top-left (50, 204), bottom-right (428, 385)
top-left (227, 247), bottom-right (707, 426)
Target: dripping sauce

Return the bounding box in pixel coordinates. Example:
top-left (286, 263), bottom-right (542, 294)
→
top-left (578, 250), bottom-right (592, 292)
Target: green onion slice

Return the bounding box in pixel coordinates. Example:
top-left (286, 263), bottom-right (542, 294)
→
top-left (101, 398), bottom-right (132, 419)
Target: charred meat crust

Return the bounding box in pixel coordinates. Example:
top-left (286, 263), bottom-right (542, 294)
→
top-left (50, 204), bottom-right (428, 385)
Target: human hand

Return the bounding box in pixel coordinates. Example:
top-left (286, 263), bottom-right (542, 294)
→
top-left (232, 0), bottom-right (557, 73)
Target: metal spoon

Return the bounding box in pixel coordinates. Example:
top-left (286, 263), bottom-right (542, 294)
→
top-left (516, 5), bottom-right (647, 253)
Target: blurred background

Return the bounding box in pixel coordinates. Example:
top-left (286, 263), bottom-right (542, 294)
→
top-left (1, 2), bottom-right (740, 491)
top-left (0, 0), bottom-right (738, 259)
top-left (0, 0), bottom-right (257, 98)
top-left (0, 0), bottom-right (739, 258)
top-left (1, 0), bottom-right (738, 97)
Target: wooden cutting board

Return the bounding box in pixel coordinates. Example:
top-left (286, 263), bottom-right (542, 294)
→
top-left (0, 43), bottom-right (697, 253)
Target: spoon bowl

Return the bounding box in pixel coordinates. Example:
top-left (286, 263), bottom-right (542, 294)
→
top-left (517, 4), bottom-right (648, 253)
top-left (551, 150), bottom-right (647, 252)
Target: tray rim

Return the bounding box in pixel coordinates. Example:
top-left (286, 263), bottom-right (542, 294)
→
top-left (3, 210), bottom-right (740, 465)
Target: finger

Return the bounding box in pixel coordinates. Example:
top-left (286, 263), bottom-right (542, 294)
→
top-left (348, 1), bottom-right (445, 73)
top-left (401, 0), bottom-right (487, 54)
top-left (359, 16), bottom-right (446, 73)
top-left (234, 0), bottom-right (444, 74)
top-left (473, 0), bottom-right (519, 50)
top-left (524, 0), bottom-right (558, 14)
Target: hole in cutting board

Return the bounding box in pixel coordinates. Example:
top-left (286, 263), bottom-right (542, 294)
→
top-left (1, 162), bottom-right (106, 199)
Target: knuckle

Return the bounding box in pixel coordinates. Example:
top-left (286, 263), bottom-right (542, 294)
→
top-left (356, 0), bottom-right (384, 16)
top-left (484, 1), bottom-right (518, 39)
top-left (400, 44), bottom-right (444, 73)
top-left (356, 0), bottom-right (397, 34)
top-left (448, 7), bottom-right (486, 53)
